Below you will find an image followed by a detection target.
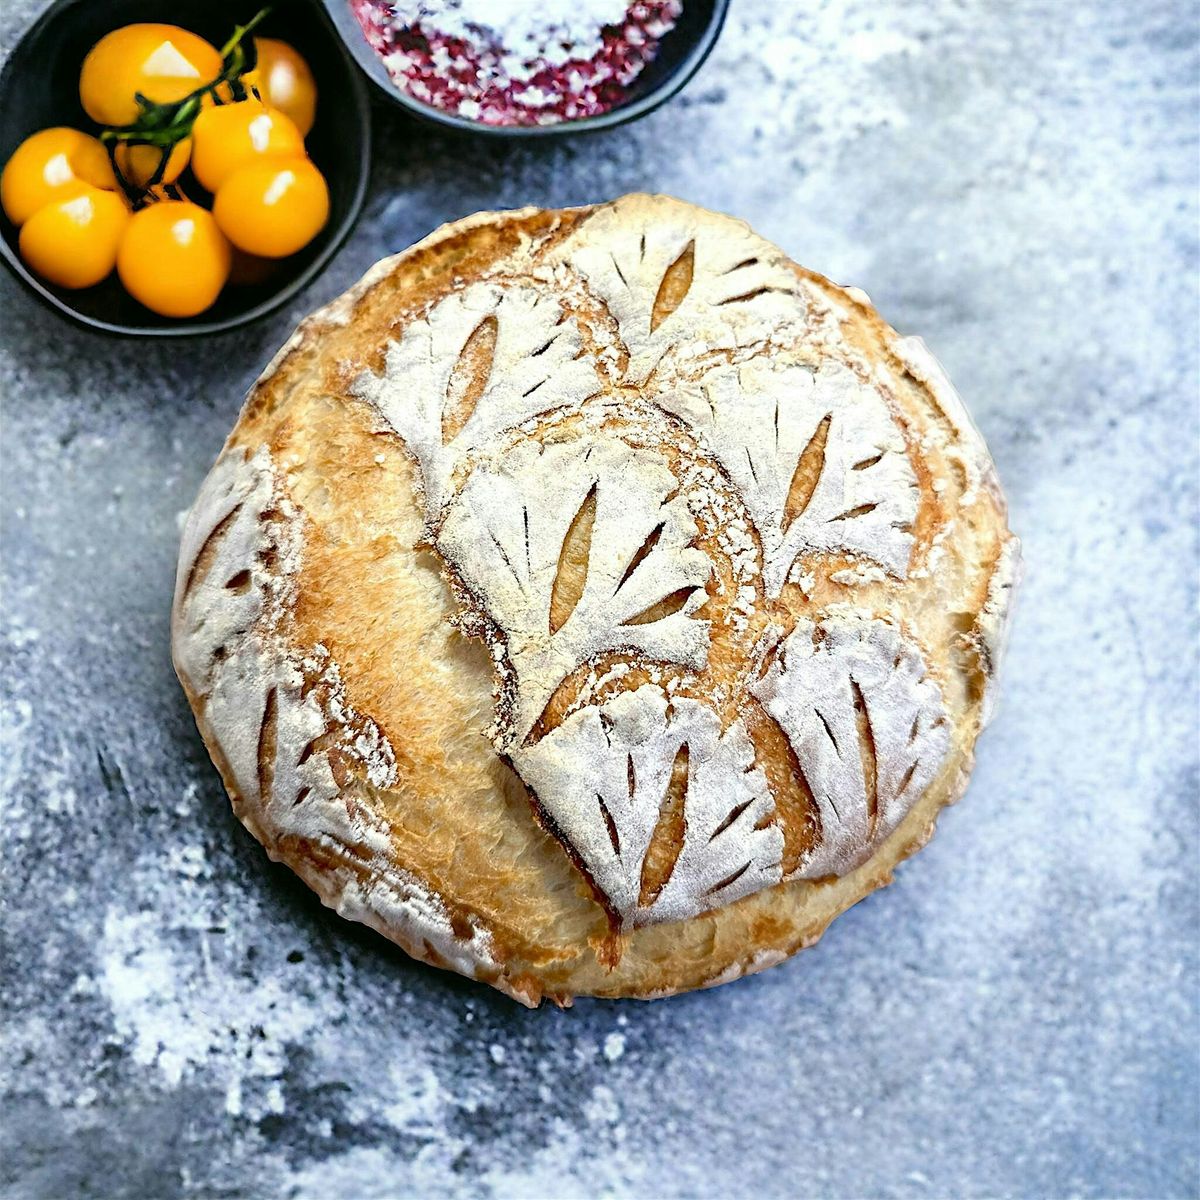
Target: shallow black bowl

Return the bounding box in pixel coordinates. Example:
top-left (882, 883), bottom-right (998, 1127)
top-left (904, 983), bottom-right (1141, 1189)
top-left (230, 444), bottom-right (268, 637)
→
top-left (321, 0), bottom-right (729, 137)
top-left (0, 0), bottom-right (371, 336)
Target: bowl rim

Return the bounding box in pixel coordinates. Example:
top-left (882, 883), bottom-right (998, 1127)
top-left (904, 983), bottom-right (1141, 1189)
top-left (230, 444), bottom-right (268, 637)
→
top-left (0, 0), bottom-right (373, 338)
top-left (322, 0), bottom-right (731, 138)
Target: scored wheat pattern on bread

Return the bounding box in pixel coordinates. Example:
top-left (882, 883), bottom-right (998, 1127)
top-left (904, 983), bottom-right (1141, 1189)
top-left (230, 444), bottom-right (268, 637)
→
top-left (173, 196), bottom-right (1019, 998)
top-left (172, 448), bottom-right (506, 980)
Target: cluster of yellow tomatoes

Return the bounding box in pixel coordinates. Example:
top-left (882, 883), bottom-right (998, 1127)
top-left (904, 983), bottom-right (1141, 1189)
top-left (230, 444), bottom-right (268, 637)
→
top-left (0, 22), bottom-right (327, 318)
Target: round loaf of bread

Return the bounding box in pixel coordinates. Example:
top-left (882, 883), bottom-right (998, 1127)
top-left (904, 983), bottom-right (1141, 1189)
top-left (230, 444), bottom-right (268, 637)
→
top-left (172, 194), bottom-right (1019, 1005)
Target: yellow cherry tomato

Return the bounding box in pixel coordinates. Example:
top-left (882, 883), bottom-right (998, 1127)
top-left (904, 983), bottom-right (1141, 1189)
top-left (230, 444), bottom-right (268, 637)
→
top-left (19, 187), bottom-right (129, 289)
top-left (117, 200), bottom-right (231, 317)
top-left (114, 138), bottom-right (191, 189)
top-left (80, 24), bottom-right (222, 127)
top-left (1, 128), bottom-right (118, 226)
top-left (213, 157), bottom-right (328, 258)
top-left (242, 39), bottom-right (317, 136)
top-left (189, 100), bottom-right (305, 194)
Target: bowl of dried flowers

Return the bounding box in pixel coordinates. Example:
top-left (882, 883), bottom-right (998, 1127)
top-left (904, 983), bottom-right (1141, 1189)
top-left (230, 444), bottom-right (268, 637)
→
top-left (324, 0), bottom-right (730, 136)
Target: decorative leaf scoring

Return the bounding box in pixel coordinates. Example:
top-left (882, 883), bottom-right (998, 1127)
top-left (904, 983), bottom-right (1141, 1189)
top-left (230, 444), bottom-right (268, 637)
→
top-left (173, 447), bottom-right (283, 694)
top-left (750, 615), bottom-right (952, 878)
top-left (561, 199), bottom-right (808, 384)
top-left (207, 653), bottom-right (342, 832)
top-left (658, 359), bottom-right (919, 596)
top-left (637, 742), bottom-right (690, 907)
top-left (437, 438), bottom-right (713, 747)
top-left (513, 685), bottom-right (783, 927)
top-left (549, 483), bottom-right (597, 634)
top-left (354, 282), bottom-right (601, 522)
top-left (441, 313), bottom-right (497, 444)
top-left (173, 450), bottom-right (396, 844)
top-left (175, 461), bottom-right (499, 983)
top-left (650, 240), bottom-right (695, 333)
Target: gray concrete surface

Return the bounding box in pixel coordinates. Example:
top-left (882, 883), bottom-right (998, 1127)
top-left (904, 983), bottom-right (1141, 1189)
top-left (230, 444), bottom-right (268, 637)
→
top-left (2, 1), bottom-right (1197, 1197)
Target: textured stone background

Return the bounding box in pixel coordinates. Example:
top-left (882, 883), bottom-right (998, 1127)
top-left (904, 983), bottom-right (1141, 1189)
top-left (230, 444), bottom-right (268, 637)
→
top-left (2, 1), bottom-right (1197, 1197)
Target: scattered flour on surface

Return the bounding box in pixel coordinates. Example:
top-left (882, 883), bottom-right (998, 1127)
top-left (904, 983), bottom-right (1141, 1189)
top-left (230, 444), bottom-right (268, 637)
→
top-left (99, 906), bottom-right (320, 1103)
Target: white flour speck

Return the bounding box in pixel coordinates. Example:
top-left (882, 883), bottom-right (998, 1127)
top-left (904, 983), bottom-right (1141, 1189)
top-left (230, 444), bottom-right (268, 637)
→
top-left (603, 1032), bottom-right (626, 1062)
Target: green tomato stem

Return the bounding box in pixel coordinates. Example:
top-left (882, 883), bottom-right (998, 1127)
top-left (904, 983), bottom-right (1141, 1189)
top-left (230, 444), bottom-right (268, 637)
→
top-left (98, 7), bottom-right (272, 199)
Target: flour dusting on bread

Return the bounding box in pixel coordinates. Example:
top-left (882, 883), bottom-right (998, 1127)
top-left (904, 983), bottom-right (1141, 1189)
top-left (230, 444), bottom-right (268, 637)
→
top-left (173, 195), bottom-right (1019, 1003)
top-left (172, 449), bottom-right (505, 986)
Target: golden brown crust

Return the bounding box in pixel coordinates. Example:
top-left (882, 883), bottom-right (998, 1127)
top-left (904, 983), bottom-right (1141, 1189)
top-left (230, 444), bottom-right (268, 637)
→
top-left (173, 196), bottom-right (1018, 1005)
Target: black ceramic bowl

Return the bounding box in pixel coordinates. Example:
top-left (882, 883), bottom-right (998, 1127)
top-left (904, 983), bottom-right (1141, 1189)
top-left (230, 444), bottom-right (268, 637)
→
top-left (0, 0), bottom-right (370, 336)
top-left (321, 0), bottom-right (730, 137)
